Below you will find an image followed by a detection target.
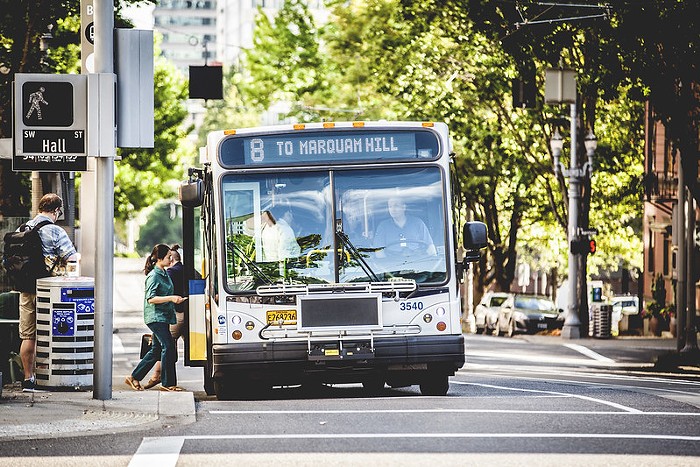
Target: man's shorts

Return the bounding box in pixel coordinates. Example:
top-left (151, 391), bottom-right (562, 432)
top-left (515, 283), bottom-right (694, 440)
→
top-left (19, 292), bottom-right (37, 340)
top-left (170, 311), bottom-right (185, 342)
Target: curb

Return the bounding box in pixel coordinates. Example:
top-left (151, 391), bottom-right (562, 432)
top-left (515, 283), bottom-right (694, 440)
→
top-left (0, 387), bottom-right (196, 441)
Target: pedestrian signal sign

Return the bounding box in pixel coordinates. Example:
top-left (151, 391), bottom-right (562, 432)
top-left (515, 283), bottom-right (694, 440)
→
top-left (13, 74), bottom-right (87, 172)
top-left (22, 81), bottom-right (74, 127)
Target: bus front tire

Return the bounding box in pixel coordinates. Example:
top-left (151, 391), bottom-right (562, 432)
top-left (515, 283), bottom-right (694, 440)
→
top-left (419, 373), bottom-right (449, 396)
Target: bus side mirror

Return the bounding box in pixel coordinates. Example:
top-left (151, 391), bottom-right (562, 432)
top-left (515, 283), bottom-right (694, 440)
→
top-left (462, 221), bottom-right (487, 262)
top-left (179, 178), bottom-right (204, 207)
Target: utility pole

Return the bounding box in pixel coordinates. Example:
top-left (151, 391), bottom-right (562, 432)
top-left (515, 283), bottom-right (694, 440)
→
top-left (92, 0), bottom-right (115, 400)
top-left (546, 68), bottom-right (581, 339)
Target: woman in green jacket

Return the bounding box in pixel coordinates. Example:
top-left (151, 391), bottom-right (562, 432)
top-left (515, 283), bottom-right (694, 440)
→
top-left (125, 244), bottom-right (186, 391)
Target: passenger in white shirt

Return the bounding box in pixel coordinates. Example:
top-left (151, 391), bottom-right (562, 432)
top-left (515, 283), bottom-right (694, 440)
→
top-left (260, 210), bottom-right (301, 261)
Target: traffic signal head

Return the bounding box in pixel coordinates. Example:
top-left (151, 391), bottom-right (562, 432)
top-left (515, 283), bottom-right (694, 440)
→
top-left (588, 238), bottom-right (596, 255)
top-left (570, 236), bottom-right (596, 255)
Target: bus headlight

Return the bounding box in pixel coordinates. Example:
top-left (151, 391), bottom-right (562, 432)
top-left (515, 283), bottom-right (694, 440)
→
top-left (231, 315), bottom-right (242, 325)
top-left (423, 314), bottom-right (433, 323)
top-left (436, 307), bottom-right (446, 316)
top-left (245, 321), bottom-right (255, 331)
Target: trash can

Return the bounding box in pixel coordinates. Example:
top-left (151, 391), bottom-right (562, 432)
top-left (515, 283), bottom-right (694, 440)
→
top-left (591, 304), bottom-right (612, 339)
top-left (0, 291), bottom-right (21, 388)
top-left (35, 277), bottom-right (94, 390)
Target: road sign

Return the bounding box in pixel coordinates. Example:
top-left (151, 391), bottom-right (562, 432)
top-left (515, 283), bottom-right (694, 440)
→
top-left (14, 74), bottom-right (88, 171)
top-left (81, 0), bottom-right (95, 73)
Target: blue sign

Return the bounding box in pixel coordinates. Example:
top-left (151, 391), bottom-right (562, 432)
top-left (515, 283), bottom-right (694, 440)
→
top-left (61, 287), bottom-right (94, 314)
top-left (52, 309), bottom-right (75, 336)
top-left (219, 129), bottom-right (440, 167)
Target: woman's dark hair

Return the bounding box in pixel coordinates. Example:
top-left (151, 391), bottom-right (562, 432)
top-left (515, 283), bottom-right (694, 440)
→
top-left (144, 243), bottom-right (171, 275)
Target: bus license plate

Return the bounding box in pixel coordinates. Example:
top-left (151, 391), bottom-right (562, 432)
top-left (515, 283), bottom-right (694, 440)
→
top-left (267, 310), bottom-right (297, 325)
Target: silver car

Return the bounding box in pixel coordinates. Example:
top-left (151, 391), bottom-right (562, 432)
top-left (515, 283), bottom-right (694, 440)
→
top-left (494, 294), bottom-right (562, 337)
top-left (473, 292), bottom-right (512, 335)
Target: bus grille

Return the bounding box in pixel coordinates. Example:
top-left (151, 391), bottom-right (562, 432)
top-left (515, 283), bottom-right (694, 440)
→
top-left (297, 293), bottom-right (382, 332)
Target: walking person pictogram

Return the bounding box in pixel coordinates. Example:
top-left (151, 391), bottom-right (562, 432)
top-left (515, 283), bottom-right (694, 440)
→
top-left (26, 87), bottom-right (48, 120)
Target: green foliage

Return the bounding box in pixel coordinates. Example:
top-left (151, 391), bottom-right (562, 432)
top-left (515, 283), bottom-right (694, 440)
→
top-left (210, 0), bottom-right (655, 296)
top-left (135, 201), bottom-right (183, 255)
top-left (241, 0), bottom-right (324, 118)
top-left (196, 66), bottom-right (262, 146)
top-left (115, 56), bottom-right (190, 221)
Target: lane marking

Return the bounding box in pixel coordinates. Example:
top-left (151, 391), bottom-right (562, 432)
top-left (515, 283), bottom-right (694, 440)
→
top-left (209, 408), bottom-right (700, 416)
top-left (135, 432), bottom-right (700, 442)
top-left (129, 436), bottom-right (184, 467)
top-left (452, 381), bottom-right (644, 413)
top-left (457, 368), bottom-right (700, 397)
top-left (563, 343), bottom-right (615, 363)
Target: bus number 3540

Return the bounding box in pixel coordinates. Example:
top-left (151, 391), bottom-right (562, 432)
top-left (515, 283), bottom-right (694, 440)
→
top-left (399, 301), bottom-right (424, 311)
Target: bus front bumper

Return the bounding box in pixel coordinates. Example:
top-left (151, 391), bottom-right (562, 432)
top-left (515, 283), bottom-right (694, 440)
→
top-left (211, 334), bottom-right (465, 384)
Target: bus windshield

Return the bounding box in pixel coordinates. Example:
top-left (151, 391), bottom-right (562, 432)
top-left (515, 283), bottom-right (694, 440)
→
top-left (221, 166), bottom-right (447, 292)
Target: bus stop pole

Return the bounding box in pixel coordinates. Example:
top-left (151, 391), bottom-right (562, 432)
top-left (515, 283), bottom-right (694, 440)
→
top-left (92, 0), bottom-right (115, 400)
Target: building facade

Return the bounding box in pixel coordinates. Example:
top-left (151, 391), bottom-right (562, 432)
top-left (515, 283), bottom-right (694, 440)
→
top-left (643, 102), bottom-right (700, 324)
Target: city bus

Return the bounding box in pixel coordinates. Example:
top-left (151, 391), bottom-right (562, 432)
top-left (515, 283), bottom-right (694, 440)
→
top-left (179, 121), bottom-right (486, 400)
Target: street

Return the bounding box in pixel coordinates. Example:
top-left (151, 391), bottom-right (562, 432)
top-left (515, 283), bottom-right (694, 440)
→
top-left (0, 258), bottom-right (698, 466)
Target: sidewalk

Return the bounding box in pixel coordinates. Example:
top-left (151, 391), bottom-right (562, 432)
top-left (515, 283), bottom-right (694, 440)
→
top-left (516, 333), bottom-right (700, 374)
top-left (0, 383), bottom-right (195, 441)
top-left (2, 334), bottom-right (699, 441)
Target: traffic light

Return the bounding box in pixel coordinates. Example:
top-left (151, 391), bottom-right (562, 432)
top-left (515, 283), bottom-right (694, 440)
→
top-left (588, 238), bottom-right (596, 255)
top-left (570, 236), bottom-right (596, 255)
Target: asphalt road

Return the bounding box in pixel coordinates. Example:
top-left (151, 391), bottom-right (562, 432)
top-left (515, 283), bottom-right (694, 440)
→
top-left (1, 258), bottom-right (698, 466)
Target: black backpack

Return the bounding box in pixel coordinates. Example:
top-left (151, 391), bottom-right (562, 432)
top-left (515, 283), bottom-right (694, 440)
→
top-left (2, 220), bottom-right (53, 293)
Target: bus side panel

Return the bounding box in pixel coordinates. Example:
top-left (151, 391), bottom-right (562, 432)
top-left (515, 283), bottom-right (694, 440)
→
top-left (188, 279), bottom-right (207, 363)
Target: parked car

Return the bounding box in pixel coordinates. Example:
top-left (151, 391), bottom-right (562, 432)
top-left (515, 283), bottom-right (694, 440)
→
top-left (474, 292), bottom-right (512, 334)
top-left (494, 294), bottom-right (563, 337)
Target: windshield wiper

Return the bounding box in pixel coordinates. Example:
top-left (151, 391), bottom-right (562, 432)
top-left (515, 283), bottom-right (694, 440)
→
top-left (226, 241), bottom-right (274, 285)
top-left (336, 230), bottom-right (380, 282)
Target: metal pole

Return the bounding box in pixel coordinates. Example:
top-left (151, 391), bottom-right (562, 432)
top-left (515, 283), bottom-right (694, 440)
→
top-left (682, 195), bottom-right (697, 353)
top-left (92, 0), bottom-right (114, 400)
top-left (562, 102), bottom-right (581, 339)
top-left (676, 164), bottom-right (686, 351)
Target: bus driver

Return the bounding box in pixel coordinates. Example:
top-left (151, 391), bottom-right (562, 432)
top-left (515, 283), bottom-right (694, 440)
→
top-left (374, 197), bottom-right (436, 258)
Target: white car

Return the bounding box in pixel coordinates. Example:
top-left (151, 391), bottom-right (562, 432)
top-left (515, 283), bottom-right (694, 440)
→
top-left (473, 292), bottom-right (512, 335)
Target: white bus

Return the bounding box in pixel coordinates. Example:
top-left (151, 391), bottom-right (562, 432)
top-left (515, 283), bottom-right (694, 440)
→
top-left (179, 121), bottom-right (486, 400)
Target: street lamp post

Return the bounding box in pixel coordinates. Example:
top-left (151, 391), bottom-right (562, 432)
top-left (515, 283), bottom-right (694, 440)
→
top-left (551, 121), bottom-right (596, 339)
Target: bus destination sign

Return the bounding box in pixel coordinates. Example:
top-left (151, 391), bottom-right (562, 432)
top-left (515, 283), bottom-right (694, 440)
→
top-left (219, 129), bottom-right (440, 167)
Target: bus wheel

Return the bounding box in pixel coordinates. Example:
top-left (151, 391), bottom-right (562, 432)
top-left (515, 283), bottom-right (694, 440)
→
top-left (362, 376), bottom-right (386, 395)
top-left (419, 374), bottom-right (449, 396)
top-left (214, 379), bottom-right (235, 401)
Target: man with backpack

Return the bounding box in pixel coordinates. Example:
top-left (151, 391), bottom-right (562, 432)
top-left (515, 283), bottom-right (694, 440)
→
top-left (6, 193), bottom-right (77, 391)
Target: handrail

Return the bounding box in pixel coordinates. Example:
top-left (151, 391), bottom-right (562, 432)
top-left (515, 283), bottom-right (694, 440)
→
top-left (256, 279), bottom-right (416, 296)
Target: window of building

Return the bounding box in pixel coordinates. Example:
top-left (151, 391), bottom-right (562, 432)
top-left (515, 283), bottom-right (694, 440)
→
top-left (648, 229), bottom-right (655, 273)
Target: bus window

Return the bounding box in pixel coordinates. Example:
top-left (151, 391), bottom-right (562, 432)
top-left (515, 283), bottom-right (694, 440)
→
top-left (335, 167), bottom-right (447, 284)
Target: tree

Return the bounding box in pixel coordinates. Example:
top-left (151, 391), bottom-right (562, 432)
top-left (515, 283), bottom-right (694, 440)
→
top-left (241, 0), bottom-right (325, 120)
top-left (0, 0), bottom-right (156, 216)
top-left (114, 54), bottom-right (190, 222)
top-left (135, 201), bottom-right (182, 255)
top-left (400, 0), bottom-right (646, 330)
top-left (196, 66), bottom-right (262, 145)
top-left (611, 2), bottom-right (700, 205)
